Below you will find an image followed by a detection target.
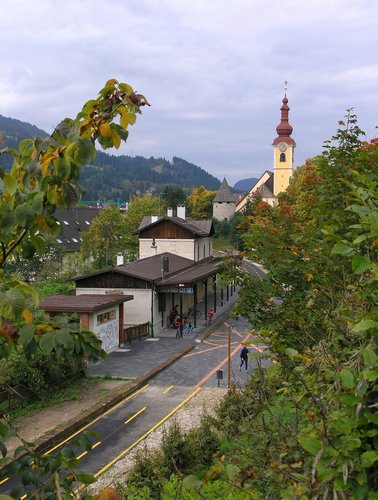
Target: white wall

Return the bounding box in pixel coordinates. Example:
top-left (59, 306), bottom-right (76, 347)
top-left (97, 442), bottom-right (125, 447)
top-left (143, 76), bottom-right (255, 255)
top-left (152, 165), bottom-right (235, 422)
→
top-left (194, 237), bottom-right (212, 261)
top-left (139, 238), bottom-right (195, 261)
top-left (76, 288), bottom-right (150, 325)
top-left (213, 202), bottom-right (236, 221)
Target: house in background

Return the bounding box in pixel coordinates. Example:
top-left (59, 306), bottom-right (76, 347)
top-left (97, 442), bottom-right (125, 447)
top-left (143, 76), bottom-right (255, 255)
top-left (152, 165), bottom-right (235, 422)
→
top-left (54, 207), bottom-right (100, 259)
top-left (137, 205), bottom-right (214, 261)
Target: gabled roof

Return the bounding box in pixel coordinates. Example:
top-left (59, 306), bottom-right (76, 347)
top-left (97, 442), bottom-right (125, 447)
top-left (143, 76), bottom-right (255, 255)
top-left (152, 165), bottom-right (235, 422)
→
top-left (213, 178), bottom-right (235, 203)
top-left (40, 293), bottom-right (133, 313)
top-left (236, 170), bottom-right (274, 208)
top-left (54, 207), bottom-right (101, 252)
top-left (73, 253), bottom-right (222, 287)
top-left (137, 216), bottom-right (213, 237)
top-left (73, 252), bottom-right (194, 284)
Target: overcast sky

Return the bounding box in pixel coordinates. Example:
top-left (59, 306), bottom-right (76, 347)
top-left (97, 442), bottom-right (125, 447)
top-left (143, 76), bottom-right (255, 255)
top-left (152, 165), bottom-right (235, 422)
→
top-left (1, 0), bottom-right (377, 185)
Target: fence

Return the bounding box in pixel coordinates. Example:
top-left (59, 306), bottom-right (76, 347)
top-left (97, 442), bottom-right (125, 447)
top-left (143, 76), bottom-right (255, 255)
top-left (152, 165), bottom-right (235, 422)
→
top-left (121, 322), bottom-right (150, 344)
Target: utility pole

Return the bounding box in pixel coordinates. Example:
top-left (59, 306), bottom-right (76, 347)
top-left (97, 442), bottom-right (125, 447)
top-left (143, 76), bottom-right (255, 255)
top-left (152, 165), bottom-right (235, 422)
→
top-left (228, 325), bottom-right (231, 388)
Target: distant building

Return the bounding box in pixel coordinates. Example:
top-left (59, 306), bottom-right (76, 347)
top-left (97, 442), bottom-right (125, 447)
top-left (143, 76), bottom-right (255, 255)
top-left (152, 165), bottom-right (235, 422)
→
top-left (137, 206), bottom-right (214, 261)
top-left (212, 178), bottom-right (237, 221)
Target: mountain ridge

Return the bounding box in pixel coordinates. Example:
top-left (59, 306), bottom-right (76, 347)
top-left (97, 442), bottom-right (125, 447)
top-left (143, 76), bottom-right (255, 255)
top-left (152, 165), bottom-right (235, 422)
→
top-left (0, 114), bottom-right (221, 201)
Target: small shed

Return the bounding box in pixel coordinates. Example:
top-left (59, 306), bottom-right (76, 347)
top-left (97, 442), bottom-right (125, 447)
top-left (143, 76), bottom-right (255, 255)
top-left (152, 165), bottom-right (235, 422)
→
top-left (40, 293), bottom-right (134, 353)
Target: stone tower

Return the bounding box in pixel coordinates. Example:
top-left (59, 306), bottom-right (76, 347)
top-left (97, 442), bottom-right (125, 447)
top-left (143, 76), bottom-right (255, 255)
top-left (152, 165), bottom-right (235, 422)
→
top-left (213, 177), bottom-right (236, 221)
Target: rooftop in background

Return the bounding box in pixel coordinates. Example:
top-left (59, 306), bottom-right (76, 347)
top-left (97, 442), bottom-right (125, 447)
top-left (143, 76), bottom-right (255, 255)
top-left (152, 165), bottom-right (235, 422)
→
top-left (213, 178), bottom-right (236, 203)
top-left (137, 215), bottom-right (213, 237)
top-left (54, 207), bottom-right (101, 252)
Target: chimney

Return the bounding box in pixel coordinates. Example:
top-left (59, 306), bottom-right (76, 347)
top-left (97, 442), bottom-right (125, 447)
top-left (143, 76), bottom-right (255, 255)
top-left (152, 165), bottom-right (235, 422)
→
top-left (177, 205), bottom-right (186, 220)
top-left (151, 214), bottom-right (159, 223)
top-left (151, 238), bottom-right (157, 256)
top-left (161, 255), bottom-right (169, 279)
top-left (116, 253), bottom-right (124, 266)
top-left (167, 207), bottom-right (173, 217)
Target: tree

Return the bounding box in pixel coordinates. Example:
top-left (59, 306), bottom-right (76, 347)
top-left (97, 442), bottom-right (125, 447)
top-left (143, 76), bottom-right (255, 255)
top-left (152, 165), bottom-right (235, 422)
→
top-left (81, 206), bottom-right (129, 269)
top-left (160, 185), bottom-right (187, 214)
top-left (122, 194), bottom-right (159, 261)
top-left (187, 185), bottom-right (217, 219)
top-left (4, 237), bottom-right (64, 283)
top-left (0, 79), bottom-right (149, 497)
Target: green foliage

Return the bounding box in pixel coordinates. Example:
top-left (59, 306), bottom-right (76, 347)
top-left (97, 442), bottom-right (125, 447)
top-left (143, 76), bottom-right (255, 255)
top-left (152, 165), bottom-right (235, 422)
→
top-left (187, 185), bottom-right (217, 219)
top-left (0, 78), bottom-right (147, 497)
top-left (160, 185), bottom-right (188, 213)
top-left (123, 114), bottom-right (378, 499)
top-left (4, 238), bottom-right (64, 283)
top-left (81, 206), bottom-right (129, 268)
top-left (0, 346), bottom-right (83, 397)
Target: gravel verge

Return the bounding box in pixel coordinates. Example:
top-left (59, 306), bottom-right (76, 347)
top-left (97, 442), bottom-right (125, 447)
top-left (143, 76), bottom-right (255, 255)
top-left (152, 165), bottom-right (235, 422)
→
top-left (86, 387), bottom-right (227, 495)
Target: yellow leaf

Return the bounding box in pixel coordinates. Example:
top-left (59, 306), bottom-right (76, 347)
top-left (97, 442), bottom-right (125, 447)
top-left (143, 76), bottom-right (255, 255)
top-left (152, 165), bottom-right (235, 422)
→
top-left (22, 308), bottom-right (33, 324)
top-left (105, 79), bottom-right (118, 87)
top-left (119, 113), bottom-right (129, 130)
top-left (99, 123), bottom-right (112, 138)
top-left (94, 487), bottom-right (120, 500)
top-left (110, 127), bottom-right (121, 149)
top-left (304, 272), bottom-right (313, 282)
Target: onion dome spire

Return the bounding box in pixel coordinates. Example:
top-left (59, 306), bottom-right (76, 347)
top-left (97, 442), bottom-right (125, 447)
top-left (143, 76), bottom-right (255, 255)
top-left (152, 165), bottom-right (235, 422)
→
top-left (272, 81), bottom-right (296, 146)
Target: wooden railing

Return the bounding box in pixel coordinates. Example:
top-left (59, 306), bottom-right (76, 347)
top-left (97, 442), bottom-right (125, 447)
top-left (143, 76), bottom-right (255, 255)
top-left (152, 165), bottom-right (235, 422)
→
top-left (121, 322), bottom-right (150, 344)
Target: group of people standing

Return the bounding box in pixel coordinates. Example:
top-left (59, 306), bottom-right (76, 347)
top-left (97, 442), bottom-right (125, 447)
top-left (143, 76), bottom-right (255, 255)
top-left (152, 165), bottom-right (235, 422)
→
top-left (169, 305), bottom-right (193, 337)
top-left (168, 304), bottom-right (215, 337)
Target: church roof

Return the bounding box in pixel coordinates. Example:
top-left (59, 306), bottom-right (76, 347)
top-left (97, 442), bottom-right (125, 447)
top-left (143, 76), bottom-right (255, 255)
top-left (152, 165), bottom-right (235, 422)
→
top-left (272, 94), bottom-right (296, 146)
top-left (213, 178), bottom-right (235, 202)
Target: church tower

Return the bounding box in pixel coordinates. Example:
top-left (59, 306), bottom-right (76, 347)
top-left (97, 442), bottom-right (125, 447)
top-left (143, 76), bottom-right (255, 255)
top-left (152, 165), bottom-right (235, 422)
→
top-left (272, 83), bottom-right (295, 196)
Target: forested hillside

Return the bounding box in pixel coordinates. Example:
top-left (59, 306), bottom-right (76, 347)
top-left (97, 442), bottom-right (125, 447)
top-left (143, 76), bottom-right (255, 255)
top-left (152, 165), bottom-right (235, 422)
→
top-left (0, 114), bottom-right (220, 200)
top-left (121, 114), bottom-right (378, 498)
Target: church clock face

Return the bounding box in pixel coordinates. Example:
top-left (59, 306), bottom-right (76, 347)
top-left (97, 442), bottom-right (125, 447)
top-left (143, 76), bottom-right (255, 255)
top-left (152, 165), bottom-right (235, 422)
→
top-left (279, 142), bottom-right (287, 152)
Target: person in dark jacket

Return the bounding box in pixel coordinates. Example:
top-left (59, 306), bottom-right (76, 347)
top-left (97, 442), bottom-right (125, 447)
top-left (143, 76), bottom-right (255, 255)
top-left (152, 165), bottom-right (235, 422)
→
top-left (240, 344), bottom-right (249, 371)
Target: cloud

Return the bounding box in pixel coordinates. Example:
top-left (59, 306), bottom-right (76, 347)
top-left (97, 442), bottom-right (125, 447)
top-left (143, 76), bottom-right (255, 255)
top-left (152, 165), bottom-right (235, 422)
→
top-left (0, 0), bottom-right (377, 184)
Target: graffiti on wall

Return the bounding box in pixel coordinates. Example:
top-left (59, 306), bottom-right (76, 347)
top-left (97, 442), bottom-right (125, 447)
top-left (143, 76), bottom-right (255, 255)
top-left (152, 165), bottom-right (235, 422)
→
top-left (97, 320), bottom-right (118, 352)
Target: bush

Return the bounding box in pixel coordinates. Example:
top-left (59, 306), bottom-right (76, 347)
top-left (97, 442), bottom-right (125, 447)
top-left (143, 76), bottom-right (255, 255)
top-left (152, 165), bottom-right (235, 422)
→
top-left (161, 419), bottom-right (192, 474)
top-left (1, 347), bottom-right (83, 396)
top-left (185, 415), bottom-right (220, 470)
top-left (126, 446), bottom-right (164, 499)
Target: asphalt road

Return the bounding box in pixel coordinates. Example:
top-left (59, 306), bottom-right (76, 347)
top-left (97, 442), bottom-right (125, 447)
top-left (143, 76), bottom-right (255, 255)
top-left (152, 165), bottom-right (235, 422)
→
top-left (0, 315), bottom-right (266, 497)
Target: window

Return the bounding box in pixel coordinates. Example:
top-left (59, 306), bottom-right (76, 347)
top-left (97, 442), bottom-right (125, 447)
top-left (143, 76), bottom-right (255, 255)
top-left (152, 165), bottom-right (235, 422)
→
top-left (72, 238), bottom-right (79, 243)
top-left (63, 220), bottom-right (69, 225)
top-left (56, 238), bottom-right (63, 243)
top-left (97, 309), bottom-right (116, 325)
top-left (280, 153), bottom-right (286, 162)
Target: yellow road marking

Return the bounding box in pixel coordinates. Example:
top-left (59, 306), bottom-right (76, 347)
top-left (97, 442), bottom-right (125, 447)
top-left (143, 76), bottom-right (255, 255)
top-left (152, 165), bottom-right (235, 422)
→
top-left (0, 477), bottom-right (9, 485)
top-left (183, 343), bottom-right (238, 358)
top-left (195, 333), bottom-right (252, 387)
top-left (94, 387), bottom-right (202, 478)
top-left (44, 384), bottom-right (149, 455)
top-left (124, 407), bottom-right (146, 425)
top-left (162, 385), bottom-right (174, 394)
top-left (76, 440), bottom-right (102, 460)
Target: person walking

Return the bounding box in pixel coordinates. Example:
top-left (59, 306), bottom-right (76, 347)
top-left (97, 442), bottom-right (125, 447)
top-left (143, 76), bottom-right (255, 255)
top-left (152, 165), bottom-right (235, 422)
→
top-left (207, 308), bottom-right (214, 325)
top-left (240, 344), bottom-right (249, 371)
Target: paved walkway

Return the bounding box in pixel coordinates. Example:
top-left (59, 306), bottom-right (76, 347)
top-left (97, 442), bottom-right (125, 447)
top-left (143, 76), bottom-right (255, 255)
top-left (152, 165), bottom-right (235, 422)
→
top-left (88, 290), bottom-right (239, 379)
